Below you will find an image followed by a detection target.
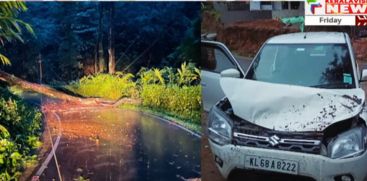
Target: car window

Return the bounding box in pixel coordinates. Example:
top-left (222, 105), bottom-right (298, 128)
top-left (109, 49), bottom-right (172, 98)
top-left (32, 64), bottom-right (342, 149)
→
top-left (246, 44), bottom-right (355, 89)
top-left (201, 45), bottom-right (236, 73)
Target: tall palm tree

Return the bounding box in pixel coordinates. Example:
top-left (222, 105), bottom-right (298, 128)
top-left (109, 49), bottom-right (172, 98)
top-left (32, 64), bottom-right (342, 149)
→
top-left (0, 2), bottom-right (34, 65)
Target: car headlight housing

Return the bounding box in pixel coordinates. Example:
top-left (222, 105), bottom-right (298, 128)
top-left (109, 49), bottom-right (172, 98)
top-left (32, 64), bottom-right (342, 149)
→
top-left (208, 106), bottom-right (232, 146)
top-left (327, 127), bottom-right (366, 159)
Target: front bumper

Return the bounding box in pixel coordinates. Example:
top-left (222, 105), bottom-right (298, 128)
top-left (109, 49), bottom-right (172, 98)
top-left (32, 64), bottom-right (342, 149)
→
top-left (209, 140), bottom-right (367, 181)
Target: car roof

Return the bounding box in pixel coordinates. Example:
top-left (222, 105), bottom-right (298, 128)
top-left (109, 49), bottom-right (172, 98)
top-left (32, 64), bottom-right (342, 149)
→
top-left (267, 32), bottom-right (347, 44)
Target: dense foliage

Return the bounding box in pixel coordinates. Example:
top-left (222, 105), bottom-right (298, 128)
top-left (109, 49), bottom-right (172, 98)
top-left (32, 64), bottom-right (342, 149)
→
top-left (67, 73), bottom-right (139, 100)
top-left (0, 87), bottom-right (42, 180)
top-left (2, 2), bottom-right (200, 83)
top-left (140, 85), bottom-right (201, 124)
top-left (0, 2), bottom-right (33, 65)
top-left (139, 63), bottom-right (201, 124)
top-left (0, 2), bottom-right (201, 180)
top-left (67, 63), bottom-right (201, 125)
top-left (0, 3), bottom-right (41, 180)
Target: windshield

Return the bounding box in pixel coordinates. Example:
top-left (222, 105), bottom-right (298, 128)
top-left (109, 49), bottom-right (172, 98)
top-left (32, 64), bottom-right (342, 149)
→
top-left (245, 44), bottom-right (355, 89)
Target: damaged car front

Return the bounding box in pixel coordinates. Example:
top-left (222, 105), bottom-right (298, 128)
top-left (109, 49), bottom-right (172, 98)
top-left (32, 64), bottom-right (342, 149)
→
top-left (208, 32), bottom-right (367, 181)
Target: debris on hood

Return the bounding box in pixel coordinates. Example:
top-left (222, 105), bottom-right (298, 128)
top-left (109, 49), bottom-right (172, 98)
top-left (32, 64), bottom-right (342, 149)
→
top-left (220, 78), bottom-right (365, 132)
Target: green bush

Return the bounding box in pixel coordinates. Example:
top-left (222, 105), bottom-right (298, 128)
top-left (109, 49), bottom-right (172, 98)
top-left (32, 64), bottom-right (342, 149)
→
top-left (137, 62), bottom-right (200, 86)
top-left (67, 63), bottom-right (202, 125)
top-left (141, 84), bottom-right (201, 124)
top-left (0, 131), bottom-right (24, 180)
top-left (66, 72), bottom-right (139, 100)
top-left (0, 87), bottom-right (42, 180)
top-left (138, 63), bottom-right (201, 124)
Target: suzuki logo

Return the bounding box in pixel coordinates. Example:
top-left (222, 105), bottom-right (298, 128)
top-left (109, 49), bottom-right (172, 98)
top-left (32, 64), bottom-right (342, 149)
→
top-left (269, 135), bottom-right (280, 146)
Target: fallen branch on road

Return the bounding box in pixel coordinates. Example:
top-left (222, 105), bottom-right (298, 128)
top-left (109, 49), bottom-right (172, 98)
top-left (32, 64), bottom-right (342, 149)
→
top-left (0, 70), bottom-right (140, 107)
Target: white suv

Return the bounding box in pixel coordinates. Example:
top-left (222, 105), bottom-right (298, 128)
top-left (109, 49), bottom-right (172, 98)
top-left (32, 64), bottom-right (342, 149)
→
top-left (206, 32), bottom-right (367, 180)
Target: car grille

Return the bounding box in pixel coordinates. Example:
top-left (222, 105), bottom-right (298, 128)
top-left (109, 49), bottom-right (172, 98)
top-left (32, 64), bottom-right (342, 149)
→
top-left (232, 118), bottom-right (323, 154)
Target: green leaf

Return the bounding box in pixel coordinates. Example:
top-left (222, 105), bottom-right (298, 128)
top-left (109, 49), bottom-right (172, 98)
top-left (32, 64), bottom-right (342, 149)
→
top-left (0, 124), bottom-right (10, 138)
top-left (0, 53), bottom-right (10, 65)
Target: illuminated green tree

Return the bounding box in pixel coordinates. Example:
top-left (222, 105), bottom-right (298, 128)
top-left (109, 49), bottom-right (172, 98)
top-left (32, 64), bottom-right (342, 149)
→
top-left (0, 2), bottom-right (33, 65)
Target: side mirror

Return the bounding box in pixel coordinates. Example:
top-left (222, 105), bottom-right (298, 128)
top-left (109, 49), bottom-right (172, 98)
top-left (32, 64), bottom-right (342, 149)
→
top-left (361, 69), bottom-right (367, 82)
top-left (220, 68), bottom-right (240, 78)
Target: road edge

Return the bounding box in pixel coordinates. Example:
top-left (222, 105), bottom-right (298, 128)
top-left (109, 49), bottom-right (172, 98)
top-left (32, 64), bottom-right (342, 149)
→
top-left (141, 111), bottom-right (202, 139)
top-left (32, 112), bottom-right (62, 180)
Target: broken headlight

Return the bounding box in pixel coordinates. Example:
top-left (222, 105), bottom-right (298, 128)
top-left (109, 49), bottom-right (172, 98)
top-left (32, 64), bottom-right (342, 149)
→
top-left (327, 127), bottom-right (366, 159)
top-left (208, 106), bottom-right (232, 146)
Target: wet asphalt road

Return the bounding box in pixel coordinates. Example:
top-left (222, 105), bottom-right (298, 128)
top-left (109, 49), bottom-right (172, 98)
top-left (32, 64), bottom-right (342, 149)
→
top-left (38, 108), bottom-right (200, 181)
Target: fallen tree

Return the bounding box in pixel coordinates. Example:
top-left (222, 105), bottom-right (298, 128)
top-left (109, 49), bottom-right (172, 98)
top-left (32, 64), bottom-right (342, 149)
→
top-left (0, 70), bottom-right (140, 106)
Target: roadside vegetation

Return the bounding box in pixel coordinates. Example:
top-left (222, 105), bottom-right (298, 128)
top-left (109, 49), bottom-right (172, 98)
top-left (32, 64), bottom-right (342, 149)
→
top-left (67, 62), bottom-right (202, 128)
top-left (0, 2), bottom-right (43, 180)
top-left (0, 87), bottom-right (42, 180)
top-left (0, 2), bottom-right (200, 179)
top-left (67, 73), bottom-right (139, 100)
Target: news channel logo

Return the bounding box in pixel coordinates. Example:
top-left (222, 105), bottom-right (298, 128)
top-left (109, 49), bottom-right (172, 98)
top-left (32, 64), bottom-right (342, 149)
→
top-left (305, 0), bottom-right (367, 26)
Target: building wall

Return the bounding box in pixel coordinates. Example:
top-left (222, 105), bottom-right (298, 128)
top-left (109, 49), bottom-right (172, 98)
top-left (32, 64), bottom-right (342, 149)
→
top-left (213, 2), bottom-right (271, 26)
top-left (273, 2), bottom-right (283, 10)
top-left (272, 2), bottom-right (304, 19)
top-left (250, 2), bottom-right (260, 11)
top-left (272, 9), bottom-right (304, 19)
top-left (213, 2), bottom-right (304, 25)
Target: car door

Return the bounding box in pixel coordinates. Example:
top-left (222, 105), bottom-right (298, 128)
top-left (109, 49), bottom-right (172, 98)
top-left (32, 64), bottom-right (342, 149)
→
top-left (201, 40), bottom-right (245, 111)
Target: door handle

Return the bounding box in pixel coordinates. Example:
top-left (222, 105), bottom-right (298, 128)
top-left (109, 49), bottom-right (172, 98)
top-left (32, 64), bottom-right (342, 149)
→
top-left (201, 82), bottom-right (207, 86)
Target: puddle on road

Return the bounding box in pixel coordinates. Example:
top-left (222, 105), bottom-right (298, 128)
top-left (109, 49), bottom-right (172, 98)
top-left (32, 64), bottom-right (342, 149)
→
top-left (40, 109), bottom-right (200, 181)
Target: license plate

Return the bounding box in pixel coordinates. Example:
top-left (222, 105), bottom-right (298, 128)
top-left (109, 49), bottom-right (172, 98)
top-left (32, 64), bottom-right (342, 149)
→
top-left (245, 155), bottom-right (298, 175)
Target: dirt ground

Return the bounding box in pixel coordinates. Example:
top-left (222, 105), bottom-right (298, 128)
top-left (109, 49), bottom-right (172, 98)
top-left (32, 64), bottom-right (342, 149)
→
top-left (217, 19), bottom-right (298, 57)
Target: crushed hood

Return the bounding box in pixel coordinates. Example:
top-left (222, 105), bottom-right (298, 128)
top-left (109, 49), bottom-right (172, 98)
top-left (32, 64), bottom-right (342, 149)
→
top-left (220, 78), bottom-right (365, 132)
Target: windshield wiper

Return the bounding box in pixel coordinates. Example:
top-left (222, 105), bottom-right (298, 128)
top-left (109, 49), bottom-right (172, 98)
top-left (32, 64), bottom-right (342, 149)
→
top-left (310, 82), bottom-right (353, 89)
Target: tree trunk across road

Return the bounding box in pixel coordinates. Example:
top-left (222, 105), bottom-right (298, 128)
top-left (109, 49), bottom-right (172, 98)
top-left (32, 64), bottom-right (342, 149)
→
top-left (0, 70), bottom-right (139, 106)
